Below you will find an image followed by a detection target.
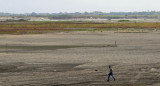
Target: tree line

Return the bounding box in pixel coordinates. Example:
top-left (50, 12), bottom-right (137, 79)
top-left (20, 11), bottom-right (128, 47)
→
top-left (1, 11), bottom-right (160, 19)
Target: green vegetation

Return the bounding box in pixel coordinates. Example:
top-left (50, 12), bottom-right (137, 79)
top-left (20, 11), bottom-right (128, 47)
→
top-left (118, 20), bottom-right (130, 22)
top-left (0, 21), bottom-right (159, 34)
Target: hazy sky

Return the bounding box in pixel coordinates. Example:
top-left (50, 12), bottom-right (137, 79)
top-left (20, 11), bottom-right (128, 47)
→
top-left (0, 0), bottom-right (160, 13)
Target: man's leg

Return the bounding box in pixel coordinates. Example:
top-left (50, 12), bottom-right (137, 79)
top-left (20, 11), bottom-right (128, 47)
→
top-left (111, 74), bottom-right (116, 81)
top-left (108, 74), bottom-right (110, 81)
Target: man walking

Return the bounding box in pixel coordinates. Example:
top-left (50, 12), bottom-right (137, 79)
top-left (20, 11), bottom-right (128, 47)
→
top-left (108, 65), bottom-right (116, 82)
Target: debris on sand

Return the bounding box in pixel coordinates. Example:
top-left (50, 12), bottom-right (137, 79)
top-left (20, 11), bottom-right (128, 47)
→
top-left (95, 69), bottom-right (98, 71)
top-left (150, 68), bottom-right (157, 72)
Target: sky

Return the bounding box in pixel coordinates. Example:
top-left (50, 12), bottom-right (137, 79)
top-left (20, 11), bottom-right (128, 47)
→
top-left (0, 0), bottom-right (160, 13)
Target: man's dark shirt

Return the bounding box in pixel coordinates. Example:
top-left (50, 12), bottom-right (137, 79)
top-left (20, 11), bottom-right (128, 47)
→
top-left (109, 68), bottom-right (113, 73)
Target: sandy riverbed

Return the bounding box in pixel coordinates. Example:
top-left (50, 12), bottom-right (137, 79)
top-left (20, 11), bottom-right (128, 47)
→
top-left (0, 31), bottom-right (160, 86)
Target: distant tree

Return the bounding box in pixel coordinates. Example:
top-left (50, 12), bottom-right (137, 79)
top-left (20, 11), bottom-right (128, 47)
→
top-left (84, 12), bottom-right (89, 15)
top-left (31, 12), bottom-right (37, 16)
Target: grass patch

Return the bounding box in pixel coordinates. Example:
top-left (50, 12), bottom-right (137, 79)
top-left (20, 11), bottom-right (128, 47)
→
top-left (0, 21), bottom-right (159, 34)
top-left (118, 20), bottom-right (130, 22)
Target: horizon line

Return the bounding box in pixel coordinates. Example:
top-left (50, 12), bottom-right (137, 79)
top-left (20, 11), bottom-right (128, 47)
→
top-left (1, 10), bottom-right (160, 14)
